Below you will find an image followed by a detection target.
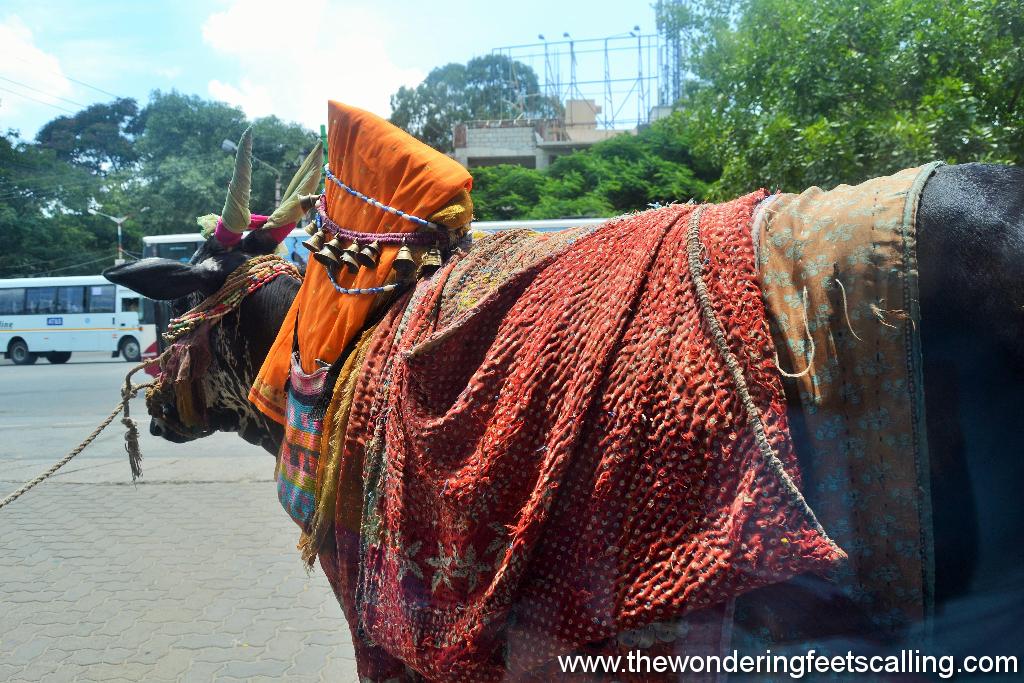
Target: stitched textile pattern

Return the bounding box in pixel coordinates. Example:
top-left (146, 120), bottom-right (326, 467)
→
top-left (739, 163), bottom-right (940, 643)
top-left (343, 194), bottom-right (843, 680)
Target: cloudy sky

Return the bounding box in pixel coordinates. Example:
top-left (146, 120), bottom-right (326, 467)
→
top-left (1, 0), bottom-right (657, 138)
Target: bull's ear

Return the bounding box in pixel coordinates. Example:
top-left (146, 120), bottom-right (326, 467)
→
top-left (103, 258), bottom-right (220, 300)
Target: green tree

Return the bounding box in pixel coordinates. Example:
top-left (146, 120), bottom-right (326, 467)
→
top-left (130, 91), bottom-right (317, 237)
top-left (470, 114), bottom-right (710, 220)
top-left (1, 91), bottom-right (319, 277)
top-left (35, 98), bottom-right (139, 173)
top-left (390, 54), bottom-right (561, 153)
top-left (0, 132), bottom-right (116, 277)
top-left (661, 0), bottom-right (1024, 197)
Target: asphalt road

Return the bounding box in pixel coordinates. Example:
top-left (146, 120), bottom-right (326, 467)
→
top-left (0, 353), bottom-right (359, 681)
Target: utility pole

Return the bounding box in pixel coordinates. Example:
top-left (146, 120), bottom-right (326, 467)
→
top-left (89, 207), bottom-right (149, 265)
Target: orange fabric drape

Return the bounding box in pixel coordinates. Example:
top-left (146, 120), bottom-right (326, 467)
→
top-left (249, 101), bottom-right (472, 423)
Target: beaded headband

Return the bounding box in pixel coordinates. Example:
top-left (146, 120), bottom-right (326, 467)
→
top-left (315, 198), bottom-right (445, 246)
top-left (324, 165), bottom-right (443, 231)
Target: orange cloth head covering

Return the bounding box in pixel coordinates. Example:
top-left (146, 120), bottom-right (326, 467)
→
top-left (249, 101), bottom-right (473, 423)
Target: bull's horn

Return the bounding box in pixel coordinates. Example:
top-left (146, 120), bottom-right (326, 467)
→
top-left (263, 140), bottom-right (324, 235)
top-left (220, 127), bottom-right (253, 237)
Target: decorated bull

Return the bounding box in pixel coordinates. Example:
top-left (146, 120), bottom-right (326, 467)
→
top-left (106, 102), bottom-right (1024, 680)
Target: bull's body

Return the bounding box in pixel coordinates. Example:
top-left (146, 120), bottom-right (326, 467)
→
top-left (106, 162), bottom-right (1024, 667)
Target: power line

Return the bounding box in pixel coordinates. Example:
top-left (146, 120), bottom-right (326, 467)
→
top-left (7, 54), bottom-right (124, 100)
top-left (0, 75), bottom-right (91, 109)
top-left (0, 85), bottom-right (76, 114)
top-left (0, 251), bottom-right (118, 277)
top-left (0, 179), bottom-right (108, 201)
top-left (0, 155), bottom-right (232, 199)
top-left (35, 254), bottom-right (120, 276)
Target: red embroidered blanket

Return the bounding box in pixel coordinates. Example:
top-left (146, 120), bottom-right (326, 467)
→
top-left (331, 194), bottom-right (843, 680)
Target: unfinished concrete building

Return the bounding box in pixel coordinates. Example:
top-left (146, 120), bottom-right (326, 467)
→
top-left (451, 99), bottom-right (632, 170)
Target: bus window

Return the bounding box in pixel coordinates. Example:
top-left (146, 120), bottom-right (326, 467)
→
top-left (121, 297), bottom-right (140, 314)
top-left (0, 288), bottom-right (25, 314)
top-left (150, 242), bottom-right (200, 262)
top-left (140, 298), bottom-right (156, 325)
top-left (57, 286), bottom-right (85, 314)
top-left (87, 285), bottom-right (116, 313)
top-left (26, 287), bottom-right (58, 314)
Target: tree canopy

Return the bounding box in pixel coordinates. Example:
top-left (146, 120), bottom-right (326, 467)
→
top-left (472, 115), bottom-right (713, 220)
top-left (663, 0), bottom-right (1024, 197)
top-left (389, 54), bottom-right (560, 152)
top-left (1, 91), bottom-right (317, 278)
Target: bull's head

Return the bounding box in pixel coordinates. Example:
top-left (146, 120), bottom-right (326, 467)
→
top-left (104, 128), bottom-right (320, 454)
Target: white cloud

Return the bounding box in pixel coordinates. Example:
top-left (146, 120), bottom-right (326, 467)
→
top-left (201, 0), bottom-right (423, 130)
top-left (0, 15), bottom-right (76, 131)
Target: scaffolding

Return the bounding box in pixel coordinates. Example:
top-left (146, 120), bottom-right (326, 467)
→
top-left (491, 31), bottom-right (661, 130)
top-left (656, 0), bottom-right (684, 107)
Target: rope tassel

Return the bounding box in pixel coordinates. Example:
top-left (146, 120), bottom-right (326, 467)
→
top-left (122, 416), bottom-right (143, 480)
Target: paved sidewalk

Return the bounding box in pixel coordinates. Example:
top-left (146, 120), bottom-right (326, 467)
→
top-left (0, 357), bottom-right (360, 682)
top-left (0, 477), bottom-right (359, 682)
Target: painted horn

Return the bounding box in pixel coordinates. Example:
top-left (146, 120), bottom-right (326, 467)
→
top-left (263, 140), bottom-right (324, 241)
top-left (219, 127), bottom-right (253, 240)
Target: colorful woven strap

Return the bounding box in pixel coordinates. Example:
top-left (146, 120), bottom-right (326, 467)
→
top-left (164, 255), bottom-right (301, 343)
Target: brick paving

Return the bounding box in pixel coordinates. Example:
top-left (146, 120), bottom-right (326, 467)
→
top-left (0, 356), bottom-right (360, 682)
top-left (0, 479), bottom-right (359, 682)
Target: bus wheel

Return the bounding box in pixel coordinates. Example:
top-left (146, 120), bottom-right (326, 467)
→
top-left (46, 352), bottom-right (72, 364)
top-left (119, 336), bottom-right (141, 363)
top-left (8, 340), bottom-right (37, 366)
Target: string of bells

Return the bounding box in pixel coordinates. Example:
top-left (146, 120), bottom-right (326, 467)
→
top-left (300, 222), bottom-right (443, 283)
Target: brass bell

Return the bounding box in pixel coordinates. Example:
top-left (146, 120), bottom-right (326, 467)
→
top-left (313, 244), bottom-right (340, 271)
top-left (420, 246), bottom-right (443, 275)
top-left (338, 249), bottom-right (360, 274)
top-left (356, 240), bottom-right (381, 269)
top-left (324, 236), bottom-right (347, 256)
top-left (299, 194), bottom-right (320, 213)
top-left (301, 230), bottom-right (326, 252)
top-left (303, 221), bottom-right (318, 236)
top-left (393, 243), bottom-right (416, 278)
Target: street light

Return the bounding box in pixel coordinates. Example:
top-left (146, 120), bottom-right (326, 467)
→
top-left (89, 207), bottom-right (149, 265)
top-left (221, 138), bottom-right (282, 204)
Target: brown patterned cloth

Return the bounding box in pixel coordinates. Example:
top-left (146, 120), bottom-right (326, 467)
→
top-left (753, 163), bottom-right (942, 639)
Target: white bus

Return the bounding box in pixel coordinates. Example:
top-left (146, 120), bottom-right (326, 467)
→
top-left (0, 275), bottom-right (157, 365)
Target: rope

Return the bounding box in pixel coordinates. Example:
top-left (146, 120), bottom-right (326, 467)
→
top-left (324, 165), bottom-right (440, 230)
top-left (773, 286), bottom-right (815, 379)
top-left (0, 355), bottom-right (159, 510)
top-left (1, 255), bottom-right (299, 510)
top-left (685, 206), bottom-right (835, 543)
top-left (834, 277), bottom-right (864, 341)
top-left (324, 263), bottom-right (404, 296)
top-left (315, 200), bottom-right (444, 246)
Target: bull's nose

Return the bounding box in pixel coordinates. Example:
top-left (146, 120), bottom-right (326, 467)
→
top-left (150, 419), bottom-right (164, 437)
